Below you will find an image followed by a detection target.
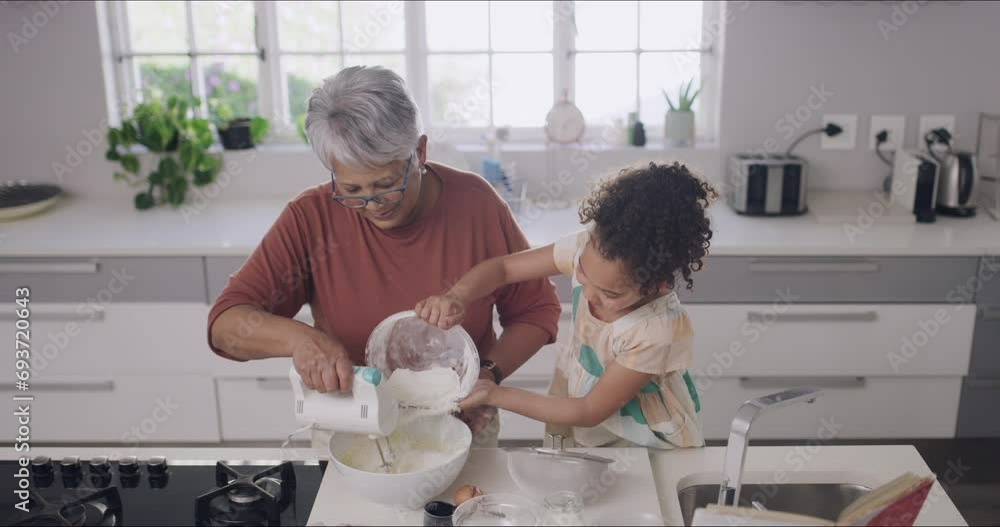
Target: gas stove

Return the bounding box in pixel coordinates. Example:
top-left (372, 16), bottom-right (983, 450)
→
top-left (2, 455), bottom-right (326, 526)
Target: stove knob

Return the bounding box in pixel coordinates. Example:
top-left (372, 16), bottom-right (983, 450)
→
top-left (31, 455), bottom-right (53, 476)
top-left (89, 456), bottom-right (110, 474)
top-left (60, 456), bottom-right (81, 474)
top-left (119, 455), bottom-right (139, 475)
top-left (148, 456), bottom-right (168, 475)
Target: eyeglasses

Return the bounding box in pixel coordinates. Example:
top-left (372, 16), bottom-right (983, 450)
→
top-left (330, 154), bottom-right (412, 209)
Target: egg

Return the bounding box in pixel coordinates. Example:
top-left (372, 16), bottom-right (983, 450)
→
top-left (454, 485), bottom-right (483, 506)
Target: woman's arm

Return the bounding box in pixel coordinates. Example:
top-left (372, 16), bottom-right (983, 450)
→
top-left (417, 244), bottom-right (560, 328)
top-left (461, 362), bottom-right (655, 428)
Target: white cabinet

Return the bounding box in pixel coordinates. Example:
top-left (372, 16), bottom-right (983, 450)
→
top-left (217, 376), bottom-right (297, 442)
top-left (0, 374), bottom-right (219, 443)
top-left (695, 376), bottom-right (962, 440)
top-left (685, 304), bottom-right (975, 377)
top-left (0, 302), bottom-right (217, 377)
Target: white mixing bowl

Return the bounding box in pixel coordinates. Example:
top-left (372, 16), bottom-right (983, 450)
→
top-left (328, 414), bottom-right (472, 509)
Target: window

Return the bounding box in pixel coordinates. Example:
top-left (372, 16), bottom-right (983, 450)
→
top-left (105, 1), bottom-right (715, 144)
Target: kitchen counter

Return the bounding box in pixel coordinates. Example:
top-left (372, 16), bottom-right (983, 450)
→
top-left (1, 191), bottom-right (999, 257)
top-left (11, 444), bottom-right (967, 526)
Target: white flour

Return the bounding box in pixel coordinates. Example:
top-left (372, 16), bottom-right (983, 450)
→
top-left (383, 367), bottom-right (462, 417)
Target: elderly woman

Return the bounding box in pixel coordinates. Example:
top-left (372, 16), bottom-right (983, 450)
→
top-left (207, 66), bottom-right (560, 445)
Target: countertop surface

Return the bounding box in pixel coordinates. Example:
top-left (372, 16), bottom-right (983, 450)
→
top-left (1, 191), bottom-right (998, 257)
top-left (10, 444), bottom-right (968, 526)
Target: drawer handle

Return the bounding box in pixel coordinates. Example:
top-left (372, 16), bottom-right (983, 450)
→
top-left (981, 307), bottom-right (1000, 321)
top-left (746, 311), bottom-right (878, 323)
top-left (0, 307), bottom-right (104, 322)
top-left (503, 374), bottom-right (551, 390)
top-left (747, 259), bottom-right (880, 273)
top-left (256, 377), bottom-right (292, 390)
top-left (0, 378), bottom-right (114, 392)
top-left (739, 376), bottom-right (866, 389)
top-left (0, 261), bottom-right (100, 274)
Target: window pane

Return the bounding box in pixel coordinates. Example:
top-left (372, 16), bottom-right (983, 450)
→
top-left (127, 1), bottom-right (188, 52)
top-left (492, 54), bottom-right (552, 127)
top-left (428, 55), bottom-right (490, 127)
top-left (202, 56), bottom-right (259, 118)
top-left (343, 54), bottom-right (406, 81)
top-left (191, 1), bottom-right (255, 52)
top-left (639, 1), bottom-right (703, 50)
top-left (574, 1), bottom-right (637, 51)
top-left (284, 55), bottom-right (343, 123)
top-left (575, 53), bottom-right (636, 126)
top-left (278, 1), bottom-right (340, 52)
top-left (135, 56), bottom-right (191, 102)
top-left (639, 52), bottom-right (702, 126)
top-left (341, 1), bottom-right (405, 52)
top-left (426, 1), bottom-right (488, 51)
top-left (490, 1), bottom-right (552, 52)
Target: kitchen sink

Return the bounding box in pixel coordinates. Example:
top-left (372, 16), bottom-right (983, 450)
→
top-left (677, 483), bottom-right (872, 526)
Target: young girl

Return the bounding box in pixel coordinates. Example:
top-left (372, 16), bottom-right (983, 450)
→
top-left (415, 162), bottom-right (715, 449)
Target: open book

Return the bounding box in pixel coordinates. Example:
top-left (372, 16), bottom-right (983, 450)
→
top-left (692, 473), bottom-right (936, 527)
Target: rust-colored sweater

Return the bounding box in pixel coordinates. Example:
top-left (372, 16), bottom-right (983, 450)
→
top-left (207, 162), bottom-right (560, 365)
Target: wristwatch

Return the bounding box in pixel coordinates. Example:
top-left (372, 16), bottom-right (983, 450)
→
top-left (479, 359), bottom-right (503, 384)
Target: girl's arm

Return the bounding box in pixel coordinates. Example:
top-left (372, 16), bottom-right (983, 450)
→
top-left (417, 244), bottom-right (560, 328)
top-left (461, 362), bottom-right (655, 428)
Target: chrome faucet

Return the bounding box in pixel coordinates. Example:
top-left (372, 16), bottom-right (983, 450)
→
top-left (717, 387), bottom-right (823, 507)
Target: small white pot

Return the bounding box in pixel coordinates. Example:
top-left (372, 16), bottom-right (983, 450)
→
top-left (665, 110), bottom-right (696, 147)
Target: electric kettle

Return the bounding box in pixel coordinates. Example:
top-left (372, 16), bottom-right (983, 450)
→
top-left (925, 128), bottom-right (979, 217)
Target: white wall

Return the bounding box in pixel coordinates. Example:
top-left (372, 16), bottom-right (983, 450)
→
top-left (2, 1), bottom-right (999, 204)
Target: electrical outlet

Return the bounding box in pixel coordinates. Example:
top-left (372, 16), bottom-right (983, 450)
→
top-left (917, 114), bottom-right (956, 146)
top-left (869, 115), bottom-right (906, 150)
top-left (821, 114), bottom-right (858, 150)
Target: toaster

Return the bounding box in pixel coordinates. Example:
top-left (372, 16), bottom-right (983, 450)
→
top-left (726, 154), bottom-right (808, 215)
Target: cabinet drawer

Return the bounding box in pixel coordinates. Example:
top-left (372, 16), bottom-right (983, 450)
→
top-left (217, 376), bottom-right (297, 441)
top-left (205, 256), bottom-right (248, 302)
top-left (695, 376), bottom-right (961, 440)
top-left (685, 304), bottom-right (975, 376)
top-left (969, 306), bottom-right (1000, 376)
top-left (0, 303), bottom-right (217, 377)
top-left (978, 256), bottom-right (1000, 305)
top-left (498, 374), bottom-right (549, 442)
top-left (957, 377), bottom-right (1000, 437)
top-left (0, 374), bottom-right (219, 443)
top-left (679, 256), bottom-right (978, 303)
top-left (0, 257), bottom-right (207, 302)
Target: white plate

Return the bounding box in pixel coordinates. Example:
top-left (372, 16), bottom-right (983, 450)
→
top-left (0, 194), bottom-right (61, 221)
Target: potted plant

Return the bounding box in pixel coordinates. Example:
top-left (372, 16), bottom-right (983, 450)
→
top-left (662, 79), bottom-right (700, 147)
top-left (106, 95), bottom-right (221, 210)
top-left (211, 99), bottom-right (269, 150)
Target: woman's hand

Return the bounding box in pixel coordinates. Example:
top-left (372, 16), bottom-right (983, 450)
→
top-left (415, 293), bottom-right (466, 329)
top-left (291, 330), bottom-right (355, 394)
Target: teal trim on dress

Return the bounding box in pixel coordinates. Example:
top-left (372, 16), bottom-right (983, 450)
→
top-left (619, 398), bottom-right (648, 425)
top-left (682, 371), bottom-right (700, 413)
top-left (578, 344), bottom-right (604, 377)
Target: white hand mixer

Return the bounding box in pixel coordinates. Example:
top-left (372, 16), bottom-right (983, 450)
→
top-left (289, 366), bottom-right (403, 471)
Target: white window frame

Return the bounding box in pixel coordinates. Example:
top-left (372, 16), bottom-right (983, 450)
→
top-left (103, 0), bottom-right (718, 146)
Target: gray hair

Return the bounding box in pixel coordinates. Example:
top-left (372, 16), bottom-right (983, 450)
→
top-left (305, 66), bottom-right (423, 171)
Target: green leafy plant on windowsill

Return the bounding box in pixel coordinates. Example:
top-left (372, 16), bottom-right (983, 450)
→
top-left (210, 99), bottom-right (270, 150)
top-left (662, 79), bottom-right (701, 112)
top-left (106, 95), bottom-right (221, 210)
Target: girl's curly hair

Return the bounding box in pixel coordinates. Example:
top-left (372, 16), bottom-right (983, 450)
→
top-left (578, 161), bottom-right (717, 295)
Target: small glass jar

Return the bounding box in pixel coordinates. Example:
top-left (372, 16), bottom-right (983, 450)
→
top-left (543, 490), bottom-right (586, 526)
